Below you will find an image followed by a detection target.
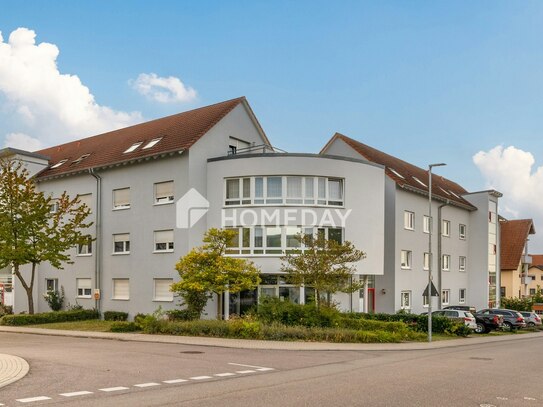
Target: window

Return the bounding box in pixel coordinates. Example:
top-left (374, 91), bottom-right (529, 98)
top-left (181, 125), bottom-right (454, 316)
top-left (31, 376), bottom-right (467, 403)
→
top-left (266, 226), bottom-right (282, 254)
top-left (77, 194), bottom-right (93, 213)
top-left (388, 168), bottom-right (405, 179)
top-left (423, 216), bottom-right (431, 234)
top-left (154, 181), bottom-right (174, 204)
top-left (412, 176), bottom-right (427, 188)
top-left (459, 256), bottom-right (466, 272)
top-left (225, 178), bottom-right (251, 205)
top-left (112, 279), bottom-right (129, 300)
top-left (266, 177), bottom-right (283, 204)
top-left (113, 233), bottom-right (130, 254)
top-left (154, 230), bottom-right (174, 252)
top-left (113, 188), bottom-right (130, 209)
top-left (441, 289), bottom-right (450, 305)
top-left (50, 159), bottom-right (67, 169)
top-left (422, 294), bottom-right (429, 308)
top-left (404, 211), bottom-right (415, 230)
top-left (77, 278), bottom-right (92, 298)
top-left (442, 220), bottom-right (450, 237)
top-left (530, 288), bottom-right (536, 296)
top-left (328, 228), bottom-right (343, 245)
top-left (459, 224), bottom-right (466, 240)
top-left (423, 252), bottom-right (430, 271)
top-left (142, 137), bottom-right (162, 149)
top-left (327, 179), bottom-right (344, 206)
top-left (77, 241), bottom-right (92, 256)
top-left (459, 289), bottom-right (466, 304)
top-left (124, 142), bottom-right (142, 154)
top-left (154, 279), bottom-right (173, 301)
top-left (500, 286), bottom-right (506, 297)
top-left (489, 243), bottom-right (497, 255)
top-left (45, 278), bottom-right (58, 292)
top-left (49, 200), bottom-right (60, 214)
top-left (286, 177), bottom-right (303, 204)
top-left (71, 154), bottom-right (90, 166)
top-left (442, 254), bottom-right (450, 271)
top-left (400, 291), bottom-right (411, 310)
top-left (400, 250), bottom-right (412, 269)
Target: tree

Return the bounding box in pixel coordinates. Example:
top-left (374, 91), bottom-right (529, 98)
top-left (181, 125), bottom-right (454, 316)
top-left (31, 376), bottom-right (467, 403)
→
top-left (0, 159), bottom-right (92, 314)
top-left (171, 228), bottom-right (261, 319)
top-left (281, 233), bottom-right (365, 309)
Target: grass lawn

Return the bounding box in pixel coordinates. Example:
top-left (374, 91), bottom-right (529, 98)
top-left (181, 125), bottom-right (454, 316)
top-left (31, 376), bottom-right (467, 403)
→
top-left (27, 320), bottom-right (123, 332)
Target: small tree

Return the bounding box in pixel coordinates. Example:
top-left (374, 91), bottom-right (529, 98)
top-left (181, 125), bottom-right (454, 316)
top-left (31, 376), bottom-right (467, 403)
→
top-left (0, 159), bottom-right (92, 314)
top-left (171, 228), bottom-right (261, 319)
top-left (281, 233), bottom-right (365, 309)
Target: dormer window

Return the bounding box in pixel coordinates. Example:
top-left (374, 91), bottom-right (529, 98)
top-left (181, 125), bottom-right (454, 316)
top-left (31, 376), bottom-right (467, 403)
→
top-left (412, 176), bottom-right (427, 188)
top-left (142, 138), bottom-right (162, 150)
top-left (50, 159), bottom-right (68, 169)
top-left (388, 168), bottom-right (405, 179)
top-left (71, 154), bottom-right (90, 166)
top-left (124, 142), bottom-right (143, 154)
top-left (439, 187), bottom-right (451, 196)
top-left (448, 190), bottom-right (461, 199)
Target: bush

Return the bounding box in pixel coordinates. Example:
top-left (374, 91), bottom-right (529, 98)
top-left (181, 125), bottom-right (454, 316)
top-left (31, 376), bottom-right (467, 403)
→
top-left (110, 321), bottom-right (140, 332)
top-left (166, 309), bottom-right (199, 321)
top-left (354, 312), bottom-right (459, 334)
top-left (0, 304), bottom-right (13, 317)
top-left (0, 309), bottom-right (99, 326)
top-left (255, 297), bottom-right (342, 327)
top-left (103, 311), bottom-right (128, 321)
top-left (44, 287), bottom-right (65, 311)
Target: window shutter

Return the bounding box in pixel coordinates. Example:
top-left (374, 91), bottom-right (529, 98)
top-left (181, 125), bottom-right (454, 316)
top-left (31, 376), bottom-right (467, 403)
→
top-left (155, 181), bottom-right (174, 199)
top-left (113, 279), bottom-right (129, 299)
top-left (155, 230), bottom-right (174, 244)
top-left (114, 233), bottom-right (130, 243)
top-left (154, 279), bottom-right (173, 301)
top-left (114, 188), bottom-right (130, 207)
top-left (78, 194), bottom-right (93, 210)
top-left (77, 278), bottom-right (92, 289)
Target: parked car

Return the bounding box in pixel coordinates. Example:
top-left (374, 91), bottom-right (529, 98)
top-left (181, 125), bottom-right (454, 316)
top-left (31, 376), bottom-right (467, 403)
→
top-left (443, 305), bottom-right (476, 314)
top-left (520, 311), bottom-right (542, 327)
top-left (473, 310), bottom-right (504, 334)
top-left (477, 309), bottom-right (526, 331)
top-left (430, 309), bottom-right (477, 330)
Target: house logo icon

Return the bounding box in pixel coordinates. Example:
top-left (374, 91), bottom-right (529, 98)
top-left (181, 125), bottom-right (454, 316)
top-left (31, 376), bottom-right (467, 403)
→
top-left (176, 188), bottom-right (210, 229)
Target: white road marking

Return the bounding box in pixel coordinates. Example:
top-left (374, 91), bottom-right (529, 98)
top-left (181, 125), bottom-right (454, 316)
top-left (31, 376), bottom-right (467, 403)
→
top-left (134, 382), bottom-right (161, 388)
top-left (163, 379), bottom-right (188, 384)
top-left (524, 397), bottom-right (537, 401)
top-left (16, 396), bottom-right (52, 403)
top-left (228, 362), bottom-right (275, 371)
top-left (479, 404), bottom-right (496, 407)
top-left (236, 370), bottom-right (256, 374)
top-left (214, 373), bottom-right (236, 377)
top-left (190, 376), bottom-right (212, 380)
top-left (60, 391), bottom-right (93, 397)
top-left (99, 386), bottom-right (130, 392)
top-left (496, 397), bottom-right (508, 400)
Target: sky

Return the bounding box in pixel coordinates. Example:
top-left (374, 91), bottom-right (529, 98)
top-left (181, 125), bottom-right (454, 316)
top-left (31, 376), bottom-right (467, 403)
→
top-left (1, 1), bottom-right (542, 248)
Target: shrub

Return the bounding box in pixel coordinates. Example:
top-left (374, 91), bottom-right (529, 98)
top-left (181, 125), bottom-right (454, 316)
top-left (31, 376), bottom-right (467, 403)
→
top-left (166, 309), bottom-right (200, 321)
top-left (110, 321), bottom-right (140, 332)
top-left (0, 304), bottom-right (13, 317)
top-left (103, 311), bottom-right (128, 321)
top-left (355, 312), bottom-right (457, 334)
top-left (255, 297), bottom-right (342, 327)
top-left (0, 309), bottom-right (99, 326)
top-left (43, 287), bottom-right (65, 311)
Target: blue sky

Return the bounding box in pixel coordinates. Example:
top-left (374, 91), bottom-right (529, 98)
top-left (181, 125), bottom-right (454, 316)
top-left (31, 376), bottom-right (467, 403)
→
top-left (1, 1), bottom-right (543, 245)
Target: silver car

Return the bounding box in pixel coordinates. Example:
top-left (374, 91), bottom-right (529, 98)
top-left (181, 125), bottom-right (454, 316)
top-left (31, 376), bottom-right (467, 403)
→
top-left (431, 309), bottom-right (477, 330)
top-left (520, 311), bottom-right (542, 327)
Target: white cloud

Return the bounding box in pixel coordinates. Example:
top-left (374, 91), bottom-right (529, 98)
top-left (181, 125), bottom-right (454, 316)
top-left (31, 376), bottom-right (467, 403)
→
top-left (0, 27), bottom-right (143, 150)
top-left (5, 132), bottom-right (43, 151)
top-left (473, 145), bottom-right (543, 249)
top-left (131, 73), bottom-right (197, 103)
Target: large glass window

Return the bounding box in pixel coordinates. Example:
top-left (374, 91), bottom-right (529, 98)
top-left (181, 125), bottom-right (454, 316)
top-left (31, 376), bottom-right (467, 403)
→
top-left (286, 177), bottom-right (303, 204)
top-left (266, 177), bottom-right (283, 204)
top-left (266, 227), bottom-right (282, 253)
top-left (113, 233), bottom-right (130, 254)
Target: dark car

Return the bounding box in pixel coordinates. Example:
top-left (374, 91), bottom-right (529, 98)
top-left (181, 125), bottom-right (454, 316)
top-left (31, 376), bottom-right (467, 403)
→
top-left (472, 311), bottom-right (503, 334)
top-left (443, 305), bottom-right (476, 314)
top-left (477, 308), bottom-right (526, 331)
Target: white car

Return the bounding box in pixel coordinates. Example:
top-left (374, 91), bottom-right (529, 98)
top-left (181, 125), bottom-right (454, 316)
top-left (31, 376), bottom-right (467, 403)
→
top-left (431, 309), bottom-right (477, 330)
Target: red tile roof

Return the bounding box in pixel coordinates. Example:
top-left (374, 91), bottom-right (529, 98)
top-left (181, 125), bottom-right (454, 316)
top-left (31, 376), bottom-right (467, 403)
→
top-left (500, 219), bottom-right (535, 270)
top-left (322, 133), bottom-right (476, 209)
top-left (35, 97), bottom-right (256, 179)
top-left (529, 254), bottom-right (543, 270)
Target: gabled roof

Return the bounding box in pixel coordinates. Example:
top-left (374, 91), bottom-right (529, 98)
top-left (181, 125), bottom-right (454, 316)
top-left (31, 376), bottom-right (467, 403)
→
top-left (500, 219), bottom-right (536, 271)
top-left (35, 97), bottom-right (266, 179)
top-left (321, 133), bottom-right (476, 209)
top-left (529, 254), bottom-right (543, 270)
top-left (0, 147), bottom-right (49, 161)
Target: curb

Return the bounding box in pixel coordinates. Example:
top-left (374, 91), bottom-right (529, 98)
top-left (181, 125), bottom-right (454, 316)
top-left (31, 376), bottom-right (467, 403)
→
top-left (1, 326), bottom-right (541, 351)
top-left (0, 353), bottom-right (30, 389)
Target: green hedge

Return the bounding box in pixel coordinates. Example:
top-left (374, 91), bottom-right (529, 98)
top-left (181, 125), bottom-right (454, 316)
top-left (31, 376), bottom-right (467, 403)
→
top-left (110, 321), bottom-right (140, 332)
top-left (0, 309), bottom-right (100, 326)
top-left (352, 312), bottom-right (459, 334)
top-left (103, 311), bottom-right (128, 321)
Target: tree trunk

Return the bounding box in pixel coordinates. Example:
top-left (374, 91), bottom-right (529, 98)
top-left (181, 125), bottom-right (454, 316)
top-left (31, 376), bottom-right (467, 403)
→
top-left (25, 286), bottom-right (34, 314)
top-left (12, 263), bottom-right (36, 314)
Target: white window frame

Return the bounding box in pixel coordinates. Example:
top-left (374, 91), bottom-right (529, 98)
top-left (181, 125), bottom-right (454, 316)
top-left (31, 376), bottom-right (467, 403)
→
top-left (422, 294), bottom-right (429, 308)
top-left (441, 289), bottom-right (450, 305)
top-left (423, 252), bottom-right (430, 271)
top-left (153, 278), bottom-right (174, 302)
top-left (77, 241), bottom-right (93, 256)
top-left (400, 250), bottom-right (412, 269)
top-left (124, 142), bottom-right (142, 154)
top-left (45, 278), bottom-right (58, 293)
top-left (442, 254), bottom-right (450, 271)
top-left (423, 215), bottom-right (431, 234)
top-left (77, 278), bottom-right (92, 299)
top-left (113, 187), bottom-right (131, 210)
top-left (142, 137), bottom-right (163, 150)
top-left (400, 291), bottom-right (411, 310)
top-left (154, 181), bottom-right (174, 205)
top-left (154, 230), bottom-right (174, 253)
top-left (442, 220), bottom-right (451, 237)
top-left (112, 279), bottom-right (130, 300)
top-left (113, 233), bottom-right (130, 254)
top-left (404, 211), bottom-right (415, 230)
top-left (459, 289), bottom-right (466, 304)
top-left (459, 224), bottom-right (466, 240)
top-left (459, 256), bottom-right (466, 272)
top-left (49, 200), bottom-right (60, 214)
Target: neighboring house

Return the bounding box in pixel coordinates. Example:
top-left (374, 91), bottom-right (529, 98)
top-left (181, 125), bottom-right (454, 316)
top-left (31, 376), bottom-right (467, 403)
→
top-left (527, 254), bottom-right (543, 295)
top-left (321, 133), bottom-right (502, 313)
top-left (499, 218), bottom-right (536, 298)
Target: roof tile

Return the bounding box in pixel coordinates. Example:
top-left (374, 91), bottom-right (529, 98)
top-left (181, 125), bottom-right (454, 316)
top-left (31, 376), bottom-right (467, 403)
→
top-left (500, 219), bottom-right (535, 270)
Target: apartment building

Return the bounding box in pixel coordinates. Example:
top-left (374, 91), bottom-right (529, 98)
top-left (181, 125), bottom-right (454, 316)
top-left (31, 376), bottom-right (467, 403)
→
top-left (2, 97), bottom-right (502, 316)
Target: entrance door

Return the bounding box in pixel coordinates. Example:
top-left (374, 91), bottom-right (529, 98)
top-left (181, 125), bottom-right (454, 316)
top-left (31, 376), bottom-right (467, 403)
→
top-left (367, 288), bottom-right (375, 313)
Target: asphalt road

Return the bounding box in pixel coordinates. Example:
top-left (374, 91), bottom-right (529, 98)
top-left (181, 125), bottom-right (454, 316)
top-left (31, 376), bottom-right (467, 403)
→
top-left (0, 332), bottom-right (541, 406)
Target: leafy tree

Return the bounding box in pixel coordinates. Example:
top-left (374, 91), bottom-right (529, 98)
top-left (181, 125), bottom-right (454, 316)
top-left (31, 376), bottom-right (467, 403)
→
top-left (171, 228), bottom-right (261, 319)
top-left (0, 159), bottom-right (92, 314)
top-left (281, 233), bottom-right (365, 309)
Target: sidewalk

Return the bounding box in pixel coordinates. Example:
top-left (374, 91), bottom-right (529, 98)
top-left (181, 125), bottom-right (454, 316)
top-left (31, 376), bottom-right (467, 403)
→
top-left (1, 325), bottom-right (541, 351)
top-left (0, 353), bottom-right (29, 389)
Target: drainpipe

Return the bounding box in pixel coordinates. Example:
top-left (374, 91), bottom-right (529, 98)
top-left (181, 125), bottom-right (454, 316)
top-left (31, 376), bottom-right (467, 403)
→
top-left (437, 200), bottom-right (450, 310)
top-left (89, 169), bottom-right (102, 314)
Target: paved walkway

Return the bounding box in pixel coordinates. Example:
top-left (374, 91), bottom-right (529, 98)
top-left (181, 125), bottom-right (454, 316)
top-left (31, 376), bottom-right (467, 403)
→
top-left (0, 353), bottom-right (29, 389)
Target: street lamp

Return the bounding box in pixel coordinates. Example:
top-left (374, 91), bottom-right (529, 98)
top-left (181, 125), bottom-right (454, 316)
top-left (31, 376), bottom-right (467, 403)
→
top-left (428, 162), bottom-right (446, 342)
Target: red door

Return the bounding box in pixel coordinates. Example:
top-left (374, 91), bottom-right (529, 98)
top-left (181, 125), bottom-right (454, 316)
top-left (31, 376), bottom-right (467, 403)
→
top-left (367, 288), bottom-right (375, 313)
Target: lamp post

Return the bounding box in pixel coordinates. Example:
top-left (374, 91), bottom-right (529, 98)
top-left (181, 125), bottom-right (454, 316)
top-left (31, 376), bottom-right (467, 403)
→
top-left (428, 162), bottom-right (446, 342)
